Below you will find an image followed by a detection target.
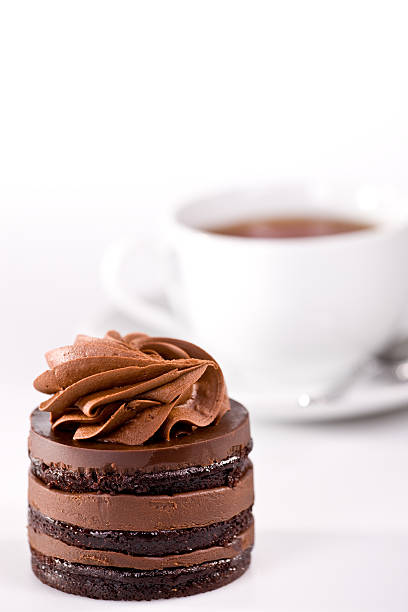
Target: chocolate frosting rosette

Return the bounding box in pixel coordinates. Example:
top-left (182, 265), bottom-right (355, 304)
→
top-left (34, 331), bottom-right (230, 445)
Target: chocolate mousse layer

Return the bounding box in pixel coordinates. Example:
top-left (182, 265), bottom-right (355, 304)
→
top-left (28, 524), bottom-right (254, 570)
top-left (28, 467), bottom-right (254, 531)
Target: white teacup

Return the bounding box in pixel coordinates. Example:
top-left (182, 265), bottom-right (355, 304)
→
top-left (100, 183), bottom-right (408, 402)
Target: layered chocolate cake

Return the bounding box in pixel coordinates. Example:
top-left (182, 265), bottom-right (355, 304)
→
top-left (28, 331), bottom-right (254, 600)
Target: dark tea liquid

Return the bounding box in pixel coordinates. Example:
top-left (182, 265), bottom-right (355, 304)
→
top-left (207, 216), bottom-right (373, 239)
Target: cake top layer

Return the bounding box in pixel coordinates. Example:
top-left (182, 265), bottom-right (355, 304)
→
top-left (33, 331), bottom-right (229, 446)
top-left (29, 400), bottom-right (250, 471)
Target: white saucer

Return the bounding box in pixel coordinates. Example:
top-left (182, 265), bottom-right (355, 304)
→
top-left (80, 309), bottom-right (408, 423)
top-left (233, 363), bottom-right (408, 422)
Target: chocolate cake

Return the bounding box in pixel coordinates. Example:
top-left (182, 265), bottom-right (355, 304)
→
top-left (28, 331), bottom-right (254, 600)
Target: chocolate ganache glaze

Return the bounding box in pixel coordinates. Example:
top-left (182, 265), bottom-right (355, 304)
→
top-left (34, 331), bottom-right (229, 445)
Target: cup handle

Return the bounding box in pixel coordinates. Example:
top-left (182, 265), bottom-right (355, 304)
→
top-left (99, 238), bottom-right (184, 335)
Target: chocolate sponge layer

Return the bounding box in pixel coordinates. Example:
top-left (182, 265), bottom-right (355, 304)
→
top-left (31, 548), bottom-right (252, 600)
top-left (30, 446), bottom-right (251, 495)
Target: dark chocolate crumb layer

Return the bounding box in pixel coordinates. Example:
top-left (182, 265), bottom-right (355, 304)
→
top-left (30, 443), bottom-right (252, 495)
top-left (29, 505), bottom-right (254, 557)
top-left (31, 547), bottom-right (251, 600)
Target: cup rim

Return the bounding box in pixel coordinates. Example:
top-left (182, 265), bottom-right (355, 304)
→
top-left (170, 182), bottom-right (408, 246)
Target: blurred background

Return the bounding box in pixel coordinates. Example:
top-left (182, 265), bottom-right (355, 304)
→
top-left (1, 1), bottom-right (408, 610)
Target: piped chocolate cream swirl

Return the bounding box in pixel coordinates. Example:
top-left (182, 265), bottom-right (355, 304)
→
top-left (34, 331), bottom-right (229, 445)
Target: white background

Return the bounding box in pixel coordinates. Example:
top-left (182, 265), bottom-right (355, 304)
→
top-left (1, 1), bottom-right (408, 610)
